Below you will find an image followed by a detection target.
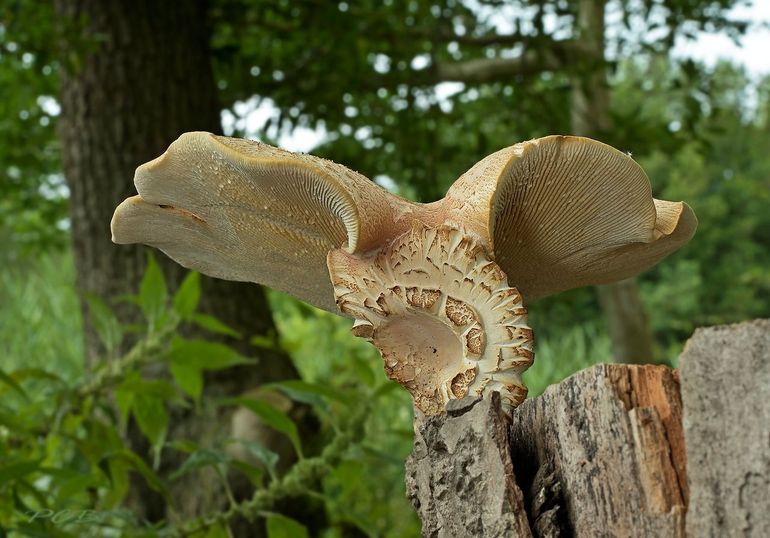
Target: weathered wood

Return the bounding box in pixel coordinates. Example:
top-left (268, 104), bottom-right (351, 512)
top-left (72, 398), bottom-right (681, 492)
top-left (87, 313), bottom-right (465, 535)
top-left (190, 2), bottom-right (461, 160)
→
top-left (406, 364), bottom-right (687, 537)
top-left (405, 320), bottom-right (770, 537)
top-left (509, 364), bottom-right (687, 538)
top-left (406, 392), bottom-right (531, 538)
top-left (680, 319), bottom-right (770, 538)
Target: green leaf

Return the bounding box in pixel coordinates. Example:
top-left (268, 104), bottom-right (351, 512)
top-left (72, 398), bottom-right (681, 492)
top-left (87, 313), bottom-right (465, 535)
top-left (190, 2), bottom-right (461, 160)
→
top-left (191, 313), bottom-right (241, 338)
top-left (372, 380), bottom-right (401, 399)
top-left (266, 514), bottom-right (309, 538)
top-left (361, 444), bottom-right (405, 465)
top-left (230, 460), bottom-right (264, 487)
top-left (13, 478), bottom-right (45, 513)
top-left (139, 253), bottom-right (167, 326)
top-left (265, 379), bottom-right (351, 405)
top-left (114, 382), bottom-right (134, 428)
top-left (205, 523), bottom-right (232, 538)
top-left (115, 374), bottom-right (180, 433)
top-left (173, 271), bottom-right (201, 319)
top-left (105, 449), bottom-right (171, 504)
top-left (228, 398), bottom-right (302, 458)
top-left (118, 375), bottom-right (178, 399)
top-left (84, 293), bottom-right (123, 354)
top-left (0, 367), bottom-right (28, 400)
top-left (71, 419), bottom-right (124, 465)
top-left (188, 522), bottom-right (232, 538)
top-left (233, 440), bottom-right (279, 479)
top-left (168, 338), bottom-right (255, 370)
top-left (169, 440), bottom-right (199, 453)
top-left (170, 361), bottom-right (203, 401)
top-left (350, 355), bottom-right (377, 387)
top-left (56, 472), bottom-right (100, 499)
top-left (250, 334), bottom-right (277, 350)
top-left (0, 411), bottom-right (29, 432)
top-left (102, 458), bottom-right (130, 508)
top-left (9, 523), bottom-right (76, 538)
top-left (0, 460), bottom-right (41, 486)
top-left (170, 448), bottom-right (229, 480)
top-left (132, 393), bottom-right (168, 453)
top-left (9, 368), bottom-right (65, 385)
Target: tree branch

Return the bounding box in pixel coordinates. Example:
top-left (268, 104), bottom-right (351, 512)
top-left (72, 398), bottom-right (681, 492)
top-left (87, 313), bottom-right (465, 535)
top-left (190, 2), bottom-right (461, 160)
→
top-left (365, 45), bottom-right (569, 90)
top-left (430, 51), bottom-right (564, 84)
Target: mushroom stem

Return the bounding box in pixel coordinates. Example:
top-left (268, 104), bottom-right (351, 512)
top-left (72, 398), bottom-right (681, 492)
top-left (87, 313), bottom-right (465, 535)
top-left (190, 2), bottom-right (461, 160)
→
top-left (328, 223), bottom-right (534, 415)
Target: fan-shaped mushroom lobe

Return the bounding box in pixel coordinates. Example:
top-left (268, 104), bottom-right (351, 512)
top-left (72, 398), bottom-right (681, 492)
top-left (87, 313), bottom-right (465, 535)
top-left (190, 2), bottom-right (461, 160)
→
top-left (444, 136), bottom-right (697, 301)
top-left (111, 132), bottom-right (408, 313)
top-left (328, 223), bottom-right (534, 415)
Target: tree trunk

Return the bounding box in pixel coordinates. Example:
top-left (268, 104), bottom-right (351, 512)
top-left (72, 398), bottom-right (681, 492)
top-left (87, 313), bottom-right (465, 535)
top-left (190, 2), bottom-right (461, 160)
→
top-left (570, 0), bottom-right (655, 364)
top-left (597, 278), bottom-right (655, 364)
top-left (406, 319), bottom-right (770, 537)
top-left (55, 0), bottom-right (301, 526)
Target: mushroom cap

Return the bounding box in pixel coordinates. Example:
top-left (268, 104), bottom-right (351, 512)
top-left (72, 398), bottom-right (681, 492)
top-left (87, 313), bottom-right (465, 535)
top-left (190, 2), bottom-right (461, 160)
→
top-left (443, 135), bottom-right (697, 301)
top-left (111, 132), bottom-right (414, 313)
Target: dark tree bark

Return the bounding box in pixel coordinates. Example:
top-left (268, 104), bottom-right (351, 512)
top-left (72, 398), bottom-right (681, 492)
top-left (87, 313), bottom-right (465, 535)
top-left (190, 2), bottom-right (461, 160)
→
top-left (570, 0), bottom-right (656, 364)
top-left (54, 0), bottom-right (302, 526)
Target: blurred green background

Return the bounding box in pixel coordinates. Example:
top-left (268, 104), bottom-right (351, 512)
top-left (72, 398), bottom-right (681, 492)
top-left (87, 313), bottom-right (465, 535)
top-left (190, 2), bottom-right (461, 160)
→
top-left (1, 0), bottom-right (769, 536)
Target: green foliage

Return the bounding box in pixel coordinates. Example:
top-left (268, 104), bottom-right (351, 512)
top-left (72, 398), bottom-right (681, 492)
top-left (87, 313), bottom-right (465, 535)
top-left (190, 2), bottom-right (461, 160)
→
top-left (0, 259), bottom-right (421, 536)
top-left (138, 254), bottom-right (168, 331)
top-left (0, 0), bottom-right (66, 252)
top-left (211, 0), bottom-right (749, 200)
top-left (0, 253), bottom-right (83, 381)
top-left (265, 513), bottom-right (309, 538)
top-left (228, 398), bottom-right (303, 458)
top-left (617, 60), bottom-right (770, 358)
top-left (84, 293), bottom-right (123, 357)
top-left (173, 271), bottom-right (202, 319)
top-left (168, 338), bottom-right (255, 402)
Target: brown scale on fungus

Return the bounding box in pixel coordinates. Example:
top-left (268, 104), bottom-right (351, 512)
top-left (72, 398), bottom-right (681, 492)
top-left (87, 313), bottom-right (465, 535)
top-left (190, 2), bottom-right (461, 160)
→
top-left (451, 368), bottom-right (477, 399)
top-left (465, 326), bottom-right (485, 355)
top-left (112, 132), bottom-right (697, 416)
top-left (406, 287), bottom-right (441, 310)
top-left (445, 297), bottom-right (477, 327)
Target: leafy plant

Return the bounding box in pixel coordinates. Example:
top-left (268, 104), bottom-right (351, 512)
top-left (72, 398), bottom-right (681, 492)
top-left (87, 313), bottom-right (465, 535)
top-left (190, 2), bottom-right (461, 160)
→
top-left (0, 256), bottom-right (413, 537)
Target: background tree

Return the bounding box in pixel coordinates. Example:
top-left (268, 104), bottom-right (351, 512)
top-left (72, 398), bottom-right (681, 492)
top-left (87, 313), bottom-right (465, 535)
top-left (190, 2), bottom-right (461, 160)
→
top-left (51, 0), bottom-right (307, 527)
top-left (570, 0), bottom-right (654, 363)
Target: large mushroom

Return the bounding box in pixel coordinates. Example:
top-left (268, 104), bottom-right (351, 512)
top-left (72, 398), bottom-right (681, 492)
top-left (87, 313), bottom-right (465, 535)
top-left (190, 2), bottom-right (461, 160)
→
top-left (112, 132), bottom-right (696, 415)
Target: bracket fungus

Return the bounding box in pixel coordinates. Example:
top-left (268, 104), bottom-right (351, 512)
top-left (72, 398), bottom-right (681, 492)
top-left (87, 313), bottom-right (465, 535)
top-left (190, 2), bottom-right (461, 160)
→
top-left (111, 132), bottom-right (696, 416)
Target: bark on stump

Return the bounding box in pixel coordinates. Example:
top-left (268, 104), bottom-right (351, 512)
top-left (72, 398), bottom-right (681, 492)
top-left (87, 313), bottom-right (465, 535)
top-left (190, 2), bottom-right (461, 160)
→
top-left (405, 319), bottom-right (770, 537)
top-left (680, 319), bottom-right (770, 538)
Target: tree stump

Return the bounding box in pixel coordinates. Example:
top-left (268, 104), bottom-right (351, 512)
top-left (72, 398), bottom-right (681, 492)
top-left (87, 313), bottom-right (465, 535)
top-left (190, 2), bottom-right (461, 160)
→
top-left (680, 319), bottom-right (770, 538)
top-left (405, 319), bottom-right (770, 537)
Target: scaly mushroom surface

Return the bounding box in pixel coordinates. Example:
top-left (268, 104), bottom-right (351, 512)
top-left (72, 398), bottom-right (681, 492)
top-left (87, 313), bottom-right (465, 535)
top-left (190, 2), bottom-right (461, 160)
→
top-left (111, 132), bottom-right (696, 415)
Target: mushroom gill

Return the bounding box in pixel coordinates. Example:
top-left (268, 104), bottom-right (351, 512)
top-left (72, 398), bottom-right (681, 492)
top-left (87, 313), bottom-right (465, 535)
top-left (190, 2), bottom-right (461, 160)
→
top-left (444, 135), bottom-right (698, 302)
top-left (112, 132), bottom-right (402, 314)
